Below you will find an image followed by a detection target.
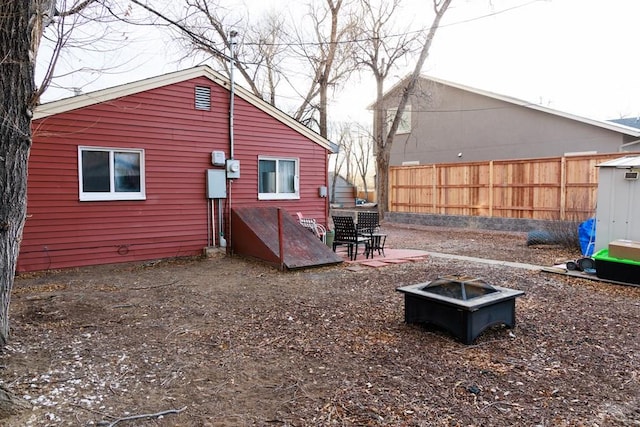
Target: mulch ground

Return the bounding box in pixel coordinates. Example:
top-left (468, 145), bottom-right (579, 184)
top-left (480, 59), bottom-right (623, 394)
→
top-left (1, 223), bottom-right (639, 426)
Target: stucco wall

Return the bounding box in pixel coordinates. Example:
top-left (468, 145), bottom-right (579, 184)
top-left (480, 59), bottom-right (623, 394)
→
top-left (383, 79), bottom-right (629, 166)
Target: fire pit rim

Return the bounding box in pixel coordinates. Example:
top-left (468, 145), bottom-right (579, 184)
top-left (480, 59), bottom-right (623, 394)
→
top-left (420, 275), bottom-right (498, 301)
top-left (396, 280), bottom-right (525, 311)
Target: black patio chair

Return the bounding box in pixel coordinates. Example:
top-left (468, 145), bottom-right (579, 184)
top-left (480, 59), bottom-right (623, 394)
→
top-left (332, 215), bottom-right (371, 260)
top-left (357, 211), bottom-right (386, 257)
top-left (356, 211), bottom-right (379, 233)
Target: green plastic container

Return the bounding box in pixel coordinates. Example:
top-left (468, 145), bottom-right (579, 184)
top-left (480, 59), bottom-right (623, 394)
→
top-left (593, 248), bottom-right (640, 284)
top-left (325, 230), bottom-right (334, 248)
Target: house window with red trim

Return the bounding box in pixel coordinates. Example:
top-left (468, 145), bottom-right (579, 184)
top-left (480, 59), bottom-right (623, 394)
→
top-left (78, 146), bottom-right (146, 201)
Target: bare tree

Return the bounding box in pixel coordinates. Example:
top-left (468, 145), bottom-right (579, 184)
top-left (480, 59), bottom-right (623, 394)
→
top-left (351, 0), bottom-right (423, 209)
top-left (288, 0), bottom-right (359, 137)
top-left (354, 0), bottom-right (423, 129)
top-left (352, 124), bottom-right (373, 198)
top-left (0, 0), bottom-right (39, 353)
top-left (0, 0), bottom-right (166, 414)
top-left (129, 0), bottom-right (288, 105)
top-left (244, 12), bottom-right (288, 106)
top-left (371, 0), bottom-right (453, 218)
top-left (329, 122), bottom-right (355, 202)
top-left (133, 0), bottom-right (359, 138)
top-left (0, 0), bottom-right (119, 350)
top-left (37, 1), bottom-right (156, 99)
top-left (0, 0), bottom-right (109, 413)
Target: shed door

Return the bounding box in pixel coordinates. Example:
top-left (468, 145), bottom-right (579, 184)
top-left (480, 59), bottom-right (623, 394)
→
top-left (595, 168), bottom-right (640, 251)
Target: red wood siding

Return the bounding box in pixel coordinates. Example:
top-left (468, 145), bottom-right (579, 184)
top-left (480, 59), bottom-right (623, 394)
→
top-left (19, 76), bottom-right (329, 272)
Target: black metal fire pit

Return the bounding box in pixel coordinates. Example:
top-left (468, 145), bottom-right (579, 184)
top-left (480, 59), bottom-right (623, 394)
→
top-left (396, 275), bottom-right (525, 344)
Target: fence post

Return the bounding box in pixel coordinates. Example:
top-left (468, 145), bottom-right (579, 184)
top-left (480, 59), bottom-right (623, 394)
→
top-left (489, 160), bottom-right (494, 217)
top-left (432, 164), bottom-right (437, 212)
top-left (560, 156), bottom-right (567, 221)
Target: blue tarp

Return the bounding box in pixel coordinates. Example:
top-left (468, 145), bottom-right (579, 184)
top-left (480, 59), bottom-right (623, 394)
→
top-left (578, 218), bottom-right (596, 256)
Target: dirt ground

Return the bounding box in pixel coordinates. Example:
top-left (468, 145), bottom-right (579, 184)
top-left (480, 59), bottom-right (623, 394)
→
top-left (2, 223), bottom-right (640, 426)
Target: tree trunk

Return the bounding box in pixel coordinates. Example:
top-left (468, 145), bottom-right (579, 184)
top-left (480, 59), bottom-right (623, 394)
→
top-left (374, 73), bottom-right (387, 219)
top-left (375, 0), bottom-right (452, 220)
top-left (0, 1), bottom-right (36, 347)
top-left (319, 78), bottom-right (328, 138)
top-left (376, 147), bottom-right (390, 220)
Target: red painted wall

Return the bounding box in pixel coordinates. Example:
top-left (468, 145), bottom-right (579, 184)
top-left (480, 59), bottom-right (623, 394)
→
top-left (19, 76), bottom-right (329, 272)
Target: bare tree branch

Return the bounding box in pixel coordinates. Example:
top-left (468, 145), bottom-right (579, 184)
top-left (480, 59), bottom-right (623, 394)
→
top-left (128, 0), bottom-right (229, 62)
top-left (56, 0), bottom-right (97, 17)
top-left (97, 406), bottom-right (187, 427)
top-left (132, 0), bottom-right (274, 100)
top-left (387, 0), bottom-right (452, 142)
top-left (289, 0), bottom-right (360, 137)
top-left (34, 0), bottom-right (101, 102)
top-left (369, 0), bottom-right (453, 218)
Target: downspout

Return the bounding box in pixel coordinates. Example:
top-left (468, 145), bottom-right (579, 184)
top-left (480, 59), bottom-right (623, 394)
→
top-left (227, 30), bottom-right (238, 251)
top-left (229, 30), bottom-right (237, 159)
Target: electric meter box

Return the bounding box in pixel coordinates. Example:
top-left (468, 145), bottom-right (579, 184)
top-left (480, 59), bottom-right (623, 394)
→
top-left (206, 169), bottom-right (227, 198)
top-left (212, 151), bottom-right (226, 166)
top-left (226, 159), bottom-right (240, 179)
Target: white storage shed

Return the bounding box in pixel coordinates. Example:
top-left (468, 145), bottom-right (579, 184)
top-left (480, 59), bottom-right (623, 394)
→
top-left (595, 156), bottom-right (640, 252)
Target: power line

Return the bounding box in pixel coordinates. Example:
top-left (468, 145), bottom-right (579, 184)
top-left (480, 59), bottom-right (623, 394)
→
top-left (130, 1), bottom-right (541, 72)
top-left (237, 0), bottom-right (541, 48)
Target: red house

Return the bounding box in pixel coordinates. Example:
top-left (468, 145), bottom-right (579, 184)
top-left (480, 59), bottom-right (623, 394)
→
top-left (20, 66), bottom-right (336, 272)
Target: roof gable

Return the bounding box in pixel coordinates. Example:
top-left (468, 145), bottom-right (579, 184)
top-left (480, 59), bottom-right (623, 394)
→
top-left (375, 74), bottom-right (640, 138)
top-left (329, 172), bottom-right (354, 187)
top-left (34, 66), bottom-right (336, 152)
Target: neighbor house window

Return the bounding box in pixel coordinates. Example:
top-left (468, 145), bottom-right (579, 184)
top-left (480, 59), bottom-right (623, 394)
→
top-left (386, 105), bottom-right (411, 134)
top-left (258, 156), bottom-right (299, 200)
top-left (78, 146), bottom-right (146, 201)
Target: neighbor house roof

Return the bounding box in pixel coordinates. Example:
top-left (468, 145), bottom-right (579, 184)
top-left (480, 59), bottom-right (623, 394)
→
top-left (372, 74), bottom-right (640, 138)
top-left (34, 65), bottom-right (337, 152)
top-left (329, 172), bottom-right (353, 185)
top-left (610, 117), bottom-right (640, 130)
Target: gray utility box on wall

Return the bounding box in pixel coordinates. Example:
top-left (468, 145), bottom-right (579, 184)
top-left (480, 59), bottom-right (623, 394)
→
top-left (206, 169), bottom-right (227, 199)
top-left (226, 159), bottom-right (240, 179)
top-left (595, 156), bottom-right (640, 252)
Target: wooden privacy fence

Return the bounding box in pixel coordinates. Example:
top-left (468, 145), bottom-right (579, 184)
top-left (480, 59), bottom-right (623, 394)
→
top-left (389, 152), bottom-right (640, 221)
top-left (357, 190), bottom-right (376, 202)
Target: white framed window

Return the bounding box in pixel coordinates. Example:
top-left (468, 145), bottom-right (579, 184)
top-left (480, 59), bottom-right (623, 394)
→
top-left (78, 146), bottom-right (146, 201)
top-left (258, 156), bottom-right (299, 200)
top-left (386, 105), bottom-right (411, 134)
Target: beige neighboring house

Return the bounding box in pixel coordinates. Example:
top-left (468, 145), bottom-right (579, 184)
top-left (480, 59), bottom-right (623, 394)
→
top-left (329, 173), bottom-right (357, 208)
top-left (374, 75), bottom-right (640, 165)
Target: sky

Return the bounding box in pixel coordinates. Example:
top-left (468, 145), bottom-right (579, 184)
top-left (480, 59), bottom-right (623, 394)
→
top-left (38, 0), bottom-right (640, 126)
top-left (417, 0), bottom-right (640, 121)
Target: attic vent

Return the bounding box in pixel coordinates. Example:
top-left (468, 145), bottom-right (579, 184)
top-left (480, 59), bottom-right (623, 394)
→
top-left (195, 86), bottom-right (211, 110)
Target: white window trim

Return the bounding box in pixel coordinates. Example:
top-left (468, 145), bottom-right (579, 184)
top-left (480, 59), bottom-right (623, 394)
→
top-left (257, 156), bottom-right (300, 200)
top-left (78, 146), bottom-right (146, 201)
top-left (387, 105), bottom-right (411, 135)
